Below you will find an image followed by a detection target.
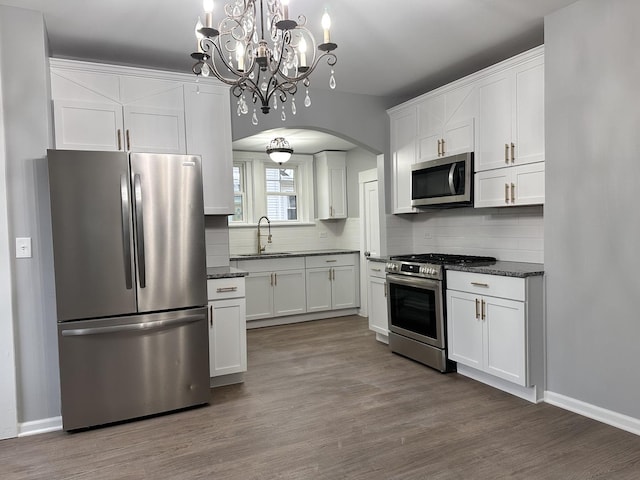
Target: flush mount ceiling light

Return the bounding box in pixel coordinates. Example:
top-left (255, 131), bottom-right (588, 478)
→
top-left (190, 0), bottom-right (338, 126)
top-left (266, 137), bottom-right (293, 164)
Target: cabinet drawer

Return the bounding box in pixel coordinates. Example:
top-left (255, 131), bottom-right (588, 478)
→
top-left (305, 254), bottom-right (356, 269)
top-left (446, 270), bottom-right (525, 301)
top-left (367, 261), bottom-right (386, 279)
top-left (236, 256), bottom-right (305, 273)
top-left (207, 277), bottom-right (245, 301)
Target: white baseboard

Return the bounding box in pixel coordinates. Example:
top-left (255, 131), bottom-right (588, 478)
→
top-left (544, 391), bottom-right (640, 436)
top-left (246, 309), bottom-right (359, 329)
top-left (456, 364), bottom-right (543, 403)
top-left (18, 416), bottom-right (62, 437)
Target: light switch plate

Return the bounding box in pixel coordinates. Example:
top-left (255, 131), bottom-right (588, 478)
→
top-left (16, 237), bottom-right (32, 258)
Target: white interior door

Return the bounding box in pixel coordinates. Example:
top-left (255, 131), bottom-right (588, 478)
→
top-left (359, 168), bottom-right (380, 317)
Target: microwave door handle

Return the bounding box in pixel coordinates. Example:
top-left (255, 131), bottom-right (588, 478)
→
top-left (448, 163), bottom-right (457, 195)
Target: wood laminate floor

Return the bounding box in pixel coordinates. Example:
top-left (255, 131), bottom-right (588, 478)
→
top-left (2, 316), bottom-right (640, 479)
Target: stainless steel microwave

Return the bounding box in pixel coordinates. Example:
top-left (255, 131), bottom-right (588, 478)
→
top-left (411, 152), bottom-right (473, 207)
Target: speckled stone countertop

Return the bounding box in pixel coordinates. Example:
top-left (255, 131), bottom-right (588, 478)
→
top-left (445, 261), bottom-right (544, 278)
top-left (230, 249), bottom-right (359, 261)
top-left (367, 256), bottom-right (389, 263)
top-left (206, 266), bottom-right (249, 279)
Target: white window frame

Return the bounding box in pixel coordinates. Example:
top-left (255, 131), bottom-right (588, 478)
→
top-left (229, 161), bottom-right (253, 224)
top-left (231, 151), bottom-right (314, 226)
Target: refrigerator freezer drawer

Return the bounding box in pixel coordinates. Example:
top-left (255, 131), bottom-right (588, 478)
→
top-left (57, 307), bottom-right (210, 431)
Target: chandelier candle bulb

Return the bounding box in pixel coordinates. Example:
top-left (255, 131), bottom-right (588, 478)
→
top-left (281, 0), bottom-right (289, 20)
top-left (298, 37), bottom-right (307, 68)
top-left (322, 11), bottom-right (331, 44)
top-left (203, 0), bottom-right (214, 28)
top-left (236, 42), bottom-right (245, 72)
top-left (195, 18), bottom-right (204, 52)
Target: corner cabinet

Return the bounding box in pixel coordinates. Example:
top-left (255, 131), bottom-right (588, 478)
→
top-left (49, 59), bottom-right (234, 214)
top-left (305, 254), bottom-right (360, 312)
top-left (366, 260), bottom-right (388, 343)
top-left (315, 151), bottom-right (347, 219)
top-left (207, 277), bottom-right (247, 382)
top-left (445, 270), bottom-right (544, 402)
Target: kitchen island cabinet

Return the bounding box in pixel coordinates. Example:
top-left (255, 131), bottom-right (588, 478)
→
top-left (445, 268), bottom-right (544, 402)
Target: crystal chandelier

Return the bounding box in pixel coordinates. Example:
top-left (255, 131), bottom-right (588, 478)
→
top-left (266, 137), bottom-right (293, 164)
top-left (190, 0), bottom-right (338, 125)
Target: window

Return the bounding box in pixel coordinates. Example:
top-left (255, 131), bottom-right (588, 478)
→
top-left (229, 163), bottom-right (246, 222)
top-left (265, 167), bottom-right (298, 221)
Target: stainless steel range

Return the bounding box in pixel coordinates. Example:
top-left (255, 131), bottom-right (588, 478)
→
top-left (385, 253), bottom-right (496, 372)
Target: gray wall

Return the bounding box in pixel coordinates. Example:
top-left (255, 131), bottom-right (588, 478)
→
top-left (0, 6), bottom-right (58, 424)
top-left (345, 147), bottom-right (377, 218)
top-left (545, 0), bottom-right (640, 418)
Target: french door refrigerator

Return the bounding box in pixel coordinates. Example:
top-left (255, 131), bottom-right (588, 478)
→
top-left (47, 150), bottom-right (209, 431)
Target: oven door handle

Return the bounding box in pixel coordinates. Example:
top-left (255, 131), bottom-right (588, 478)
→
top-left (386, 273), bottom-right (441, 290)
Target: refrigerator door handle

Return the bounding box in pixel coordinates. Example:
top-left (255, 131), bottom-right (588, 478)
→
top-left (60, 314), bottom-right (203, 337)
top-left (120, 175), bottom-right (133, 290)
top-left (133, 174), bottom-right (146, 288)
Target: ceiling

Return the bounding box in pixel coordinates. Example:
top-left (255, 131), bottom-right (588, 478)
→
top-left (1, 0), bottom-right (576, 152)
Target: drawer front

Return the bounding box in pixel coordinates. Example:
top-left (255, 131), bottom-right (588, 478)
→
top-left (446, 270), bottom-right (525, 301)
top-left (236, 256), bottom-right (305, 273)
top-left (367, 261), bottom-right (386, 279)
top-left (207, 277), bottom-right (246, 301)
top-left (305, 254), bottom-right (357, 269)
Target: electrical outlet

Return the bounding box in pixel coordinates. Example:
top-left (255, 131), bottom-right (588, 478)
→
top-left (16, 237), bottom-right (32, 258)
top-left (319, 231), bottom-right (328, 239)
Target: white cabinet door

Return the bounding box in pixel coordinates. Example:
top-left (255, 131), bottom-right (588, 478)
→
top-left (514, 60), bottom-right (545, 166)
top-left (476, 72), bottom-right (513, 172)
top-left (184, 83), bottom-right (234, 215)
top-left (245, 272), bottom-right (274, 321)
top-left (368, 275), bottom-right (388, 336)
top-left (332, 265), bottom-right (358, 309)
top-left (209, 298), bottom-right (247, 377)
top-left (315, 151), bottom-right (347, 219)
top-left (443, 119), bottom-right (475, 157)
top-left (123, 104), bottom-right (186, 154)
top-left (484, 296), bottom-right (526, 386)
top-left (446, 290), bottom-right (483, 369)
top-left (475, 162), bottom-right (544, 208)
top-left (306, 268), bottom-right (332, 312)
top-left (273, 269), bottom-right (306, 316)
top-left (417, 94), bottom-right (444, 162)
top-left (53, 99), bottom-right (124, 151)
top-left (512, 162), bottom-right (545, 206)
top-left (474, 168), bottom-right (511, 208)
top-left (390, 106), bottom-right (417, 214)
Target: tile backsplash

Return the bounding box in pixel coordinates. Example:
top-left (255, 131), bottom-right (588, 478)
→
top-left (205, 216), bottom-right (230, 267)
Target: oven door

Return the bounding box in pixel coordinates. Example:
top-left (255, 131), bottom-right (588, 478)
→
top-left (386, 273), bottom-right (445, 349)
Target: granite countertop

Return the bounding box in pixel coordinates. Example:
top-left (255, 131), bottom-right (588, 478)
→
top-left (367, 256), bottom-right (389, 263)
top-left (206, 266), bottom-right (249, 279)
top-left (445, 261), bottom-right (544, 278)
top-left (230, 249), bottom-right (359, 261)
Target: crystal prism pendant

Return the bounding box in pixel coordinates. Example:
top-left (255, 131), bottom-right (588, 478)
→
top-left (329, 69), bottom-right (336, 89)
top-left (281, 110), bottom-right (286, 121)
top-left (252, 109), bottom-right (258, 126)
top-left (304, 89), bottom-right (311, 107)
top-left (201, 63), bottom-right (210, 77)
top-left (291, 98), bottom-right (297, 115)
top-left (273, 96), bottom-right (278, 110)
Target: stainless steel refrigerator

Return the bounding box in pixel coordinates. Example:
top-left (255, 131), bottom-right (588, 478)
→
top-left (47, 150), bottom-right (209, 431)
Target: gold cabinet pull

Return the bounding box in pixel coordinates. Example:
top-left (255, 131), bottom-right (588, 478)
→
top-left (384, 282), bottom-right (387, 297)
top-left (437, 139), bottom-right (442, 156)
top-left (510, 182), bottom-right (516, 203)
top-left (471, 282), bottom-right (489, 287)
top-left (117, 129), bottom-right (122, 150)
top-left (332, 268), bottom-right (335, 281)
top-left (441, 138), bottom-right (445, 156)
top-left (481, 299), bottom-right (486, 320)
top-left (326, 259), bottom-right (337, 263)
top-left (270, 273), bottom-right (274, 286)
top-left (328, 268), bottom-right (332, 281)
top-left (475, 298), bottom-right (480, 319)
top-left (126, 129), bottom-right (131, 151)
top-left (511, 142), bottom-right (515, 162)
top-left (274, 273), bottom-right (277, 286)
top-left (371, 268), bottom-right (382, 272)
top-left (505, 183), bottom-right (510, 203)
top-left (216, 286), bottom-right (238, 293)
top-left (209, 305), bottom-right (213, 327)
top-left (505, 143), bottom-right (509, 163)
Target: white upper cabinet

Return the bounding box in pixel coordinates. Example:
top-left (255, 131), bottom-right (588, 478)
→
top-left (315, 151), bottom-right (347, 220)
top-left (389, 106), bottom-right (417, 214)
top-left (417, 84), bottom-right (475, 162)
top-left (476, 51), bottom-right (544, 172)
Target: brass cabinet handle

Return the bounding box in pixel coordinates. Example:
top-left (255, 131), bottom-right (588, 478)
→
top-left (371, 268), bottom-right (381, 272)
top-left (481, 299), bottom-right (486, 320)
top-left (441, 138), bottom-right (445, 156)
top-left (126, 129), bottom-right (131, 151)
top-left (384, 282), bottom-right (387, 297)
top-left (328, 268), bottom-right (332, 281)
top-left (471, 282), bottom-right (489, 287)
top-left (505, 183), bottom-right (510, 203)
top-left (332, 268), bottom-right (335, 281)
top-left (326, 259), bottom-right (337, 263)
top-left (330, 206), bottom-right (333, 217)
top-left (274, 273), bottom-right (277, 286)
top-left (117, 129), bottom-right (122, 150)
top-left (270, 273), bottom-right (274, 286)
top-left (511, 142), bottom-right (515, 162)
top-left (505, 143), bottom-right (509, 163)
top-left (216, 286), bottom-right (238, 293)
top-left (437, 139), bottom-right (442, 156)
top-left (209, 305), bottom-right (213, 327)
top-left (475, 298), bottom-right (480, 319)
top-left (511, 182), bottom-right (516, 203)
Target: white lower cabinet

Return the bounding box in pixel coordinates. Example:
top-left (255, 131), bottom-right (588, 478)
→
top-left (238, 258), bottom-right (307, 321)
top-left (305, 254), bottom-right (359, 312)
top-left (207, 277), bottom-right (247, 379)
top-left (446, 270), bottom-right (544, 401)
top-left (366, 261), bottom-right (388, 340)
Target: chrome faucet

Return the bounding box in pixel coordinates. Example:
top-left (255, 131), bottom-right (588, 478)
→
top-left (257, 216), bottom-right (272, 255)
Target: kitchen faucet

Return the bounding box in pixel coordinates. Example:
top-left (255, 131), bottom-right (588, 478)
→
top-left (257, 216), bottom-right (272, 254)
